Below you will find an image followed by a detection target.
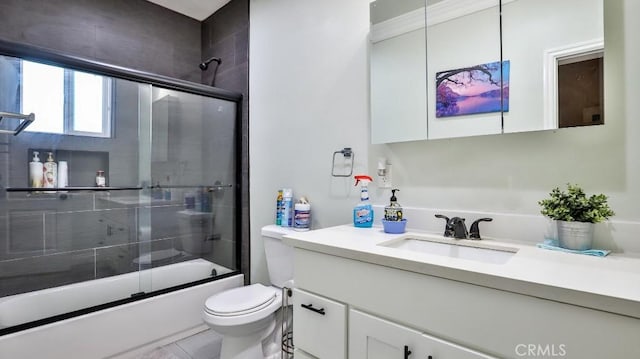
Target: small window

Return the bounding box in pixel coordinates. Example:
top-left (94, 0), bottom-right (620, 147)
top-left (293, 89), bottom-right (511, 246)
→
top-left (21, 60), bottom-right (112, 137)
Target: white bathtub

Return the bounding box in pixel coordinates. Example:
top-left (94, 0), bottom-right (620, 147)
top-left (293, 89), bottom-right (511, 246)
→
top-left (0, 258), bottom-right (233, 329)
top-left (0, 270), bottom-right (243, 359)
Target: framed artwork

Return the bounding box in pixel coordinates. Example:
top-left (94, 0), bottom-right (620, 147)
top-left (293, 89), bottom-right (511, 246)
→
top-left (436, 60), bottom-right (510, 118)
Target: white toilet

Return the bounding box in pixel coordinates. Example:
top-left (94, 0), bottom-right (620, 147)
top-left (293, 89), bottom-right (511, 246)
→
top-left (203, 225), bottom-right (294, 359)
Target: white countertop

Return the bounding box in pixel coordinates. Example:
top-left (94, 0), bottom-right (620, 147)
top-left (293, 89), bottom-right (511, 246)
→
top-left (283, 225), bottom-right (640, 319)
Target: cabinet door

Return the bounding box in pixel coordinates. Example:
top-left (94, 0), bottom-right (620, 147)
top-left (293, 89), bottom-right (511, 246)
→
top-left (350, 309), bottom-right (424, 359)
top-left (421, 332), bottom-right (496, 359)
top-left (350, 309), bottom-right (495, 359)
top-left (293, 288), bottom-right (346, 359)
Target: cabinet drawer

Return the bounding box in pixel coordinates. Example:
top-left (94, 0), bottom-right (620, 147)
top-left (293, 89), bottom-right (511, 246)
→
top-left (293, 288), bottom-right (346, 359)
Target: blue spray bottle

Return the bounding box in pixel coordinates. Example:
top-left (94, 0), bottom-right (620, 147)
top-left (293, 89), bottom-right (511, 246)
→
top-left (353, 175), bottom-right (374, 228)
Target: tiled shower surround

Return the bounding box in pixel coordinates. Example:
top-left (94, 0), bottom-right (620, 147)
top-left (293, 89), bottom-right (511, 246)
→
top-left (0, 192), bottom-right (234, 297)
top-left (0, 0), bottom-right (251, 288)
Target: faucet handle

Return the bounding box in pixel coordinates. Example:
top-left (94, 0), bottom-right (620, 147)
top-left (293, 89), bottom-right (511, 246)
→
top-left (469, 218), bottom-right (493, 240)
top-left (435, 214), bottom-right (452, 237)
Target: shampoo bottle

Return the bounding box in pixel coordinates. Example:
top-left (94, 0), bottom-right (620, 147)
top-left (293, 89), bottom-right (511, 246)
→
top-left (353, 175), bottom-right (374, 228)
top-left (43, 152), bottom-right (57, 189)
top-left (29, 151), bottom-right (43, 188)
top-left (384, 189), bottom-right (403, 221)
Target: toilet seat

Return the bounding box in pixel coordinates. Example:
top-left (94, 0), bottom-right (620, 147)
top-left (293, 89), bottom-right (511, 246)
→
top-left (203, 284), bottom-right (282, 327)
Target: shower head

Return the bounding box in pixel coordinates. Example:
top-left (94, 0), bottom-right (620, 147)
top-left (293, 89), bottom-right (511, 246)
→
top-left (199, 56), bottom-right (222, 71)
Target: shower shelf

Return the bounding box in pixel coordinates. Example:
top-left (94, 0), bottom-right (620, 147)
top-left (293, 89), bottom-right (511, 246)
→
top-left (148, 184), bottom-right (233, 192)
top-left (5, 186), bottom-right (143, 192)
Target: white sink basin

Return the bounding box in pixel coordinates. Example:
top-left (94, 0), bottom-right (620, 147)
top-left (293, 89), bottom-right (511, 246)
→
top-left (379, 235), bottom-right (518, 264)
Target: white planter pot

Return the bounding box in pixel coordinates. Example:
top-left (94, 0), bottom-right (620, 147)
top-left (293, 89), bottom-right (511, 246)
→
top-left (557, 220), bottom-right (594, 250)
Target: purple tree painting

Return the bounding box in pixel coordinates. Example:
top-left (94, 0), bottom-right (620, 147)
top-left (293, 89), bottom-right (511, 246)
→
top-left (436, 60), bottom-right (510, 118)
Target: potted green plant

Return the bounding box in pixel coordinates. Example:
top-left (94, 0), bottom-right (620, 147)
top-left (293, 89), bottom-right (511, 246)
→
top-left (538, 183), bottom-right (614, 250)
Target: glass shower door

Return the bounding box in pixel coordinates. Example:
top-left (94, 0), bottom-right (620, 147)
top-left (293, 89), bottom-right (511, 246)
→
top-left (0, 49), bottom-right (241, 332)
top-left (143, 86), bottom-right (238, 291)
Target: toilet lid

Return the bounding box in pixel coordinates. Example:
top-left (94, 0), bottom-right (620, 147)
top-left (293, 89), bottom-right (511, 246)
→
top-left (204, 284), bottom-right (277, 317)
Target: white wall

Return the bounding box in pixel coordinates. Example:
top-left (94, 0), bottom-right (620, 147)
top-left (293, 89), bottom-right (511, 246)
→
top-left (249, 0), bottom-right (640, 284)
top-left (249, 0), bottom-right (371, 283)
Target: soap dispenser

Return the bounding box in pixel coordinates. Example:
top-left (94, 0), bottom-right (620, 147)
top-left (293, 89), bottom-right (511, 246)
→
top-left (29, 151), bottom-right (43, 188)
top-left (43, 152), bottom-right (57, 188)
top-left (384, 189), bottom-right (403, 221)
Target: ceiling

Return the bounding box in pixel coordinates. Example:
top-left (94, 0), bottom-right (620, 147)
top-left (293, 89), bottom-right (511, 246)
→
top-left (146, 0), bottom-right (231, 21)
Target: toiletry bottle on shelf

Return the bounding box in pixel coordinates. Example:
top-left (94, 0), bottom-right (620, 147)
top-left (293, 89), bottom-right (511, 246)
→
top-left (96, 170), bottom-right (106, 187)
top-left (353, 175), bottom-right (374, 228)
top-left (152, 180), bottom-right (163, 200)
top-left (384, 189), bottom-right (403, 221)
top-left (195, 188), bottom-right (203, 211)
top-left (294, 197), bottom-right (311, 231)
top-left (281, 188), bottom-right (294, 227)
top-left (275, 189), bottom-right (283, 225)
top-left (184, 192), bottom-right (196, 210)
top-left (29, 151), bottom-right (43, 188)
top-left (164, 176), bottom-right (172, 200)
top-left (58, 161), bottom-right (68, 192)
top-left (43, 152), bottom-right (58, 189)
top-left (201, 187), bottom-right (211, 212)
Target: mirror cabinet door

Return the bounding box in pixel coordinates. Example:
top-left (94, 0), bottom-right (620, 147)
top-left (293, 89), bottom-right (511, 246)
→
top-left (501, 0), bottom-right (604, 133)
top-left (369, 0), bottom-right (605, 144)
top-left (426, 0), bottom-right (503, 140)
top-left (370, 0), bottom-right (427, 144)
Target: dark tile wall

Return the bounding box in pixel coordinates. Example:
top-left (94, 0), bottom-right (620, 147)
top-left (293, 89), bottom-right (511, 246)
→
top-left (0, 0), bottom-right (202, 82)
top-left (0, 0), bottom-right (250, 297)
top-left (201, 0), bottom-right (250, 283)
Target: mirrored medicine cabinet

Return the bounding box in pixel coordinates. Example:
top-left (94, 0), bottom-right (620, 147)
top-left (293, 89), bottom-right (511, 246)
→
top-left (370, 0), bottom-right (604, 144)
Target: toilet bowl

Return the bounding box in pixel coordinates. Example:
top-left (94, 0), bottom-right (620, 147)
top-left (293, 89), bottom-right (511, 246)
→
top-left (203, 284), bottom-right (283, 359)
top-left (202, 225), bottom-right (295, 359)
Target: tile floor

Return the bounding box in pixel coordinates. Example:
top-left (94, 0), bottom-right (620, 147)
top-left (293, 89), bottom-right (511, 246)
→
top-left (139, 329), bottom-right (222, 359)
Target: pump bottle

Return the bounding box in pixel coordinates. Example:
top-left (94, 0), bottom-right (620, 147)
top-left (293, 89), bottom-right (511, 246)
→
top-left (384, 189), bottom-right (403, 221)
top-left (353, 175), bottom-right (374, 228)
top-left (43, 152), bottom-right (57, 189)
top-left (29, 151), bottom-right (43, 188)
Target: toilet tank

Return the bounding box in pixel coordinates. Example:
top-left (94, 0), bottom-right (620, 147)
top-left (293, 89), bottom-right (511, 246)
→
top-left (262, 225), bottom-right (295, 288)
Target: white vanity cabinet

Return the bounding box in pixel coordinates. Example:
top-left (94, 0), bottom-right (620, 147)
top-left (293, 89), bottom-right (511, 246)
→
top-left (350, 309), bottom-right (494, 359)
top-left (290, 246), bottom-right (640, 358)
